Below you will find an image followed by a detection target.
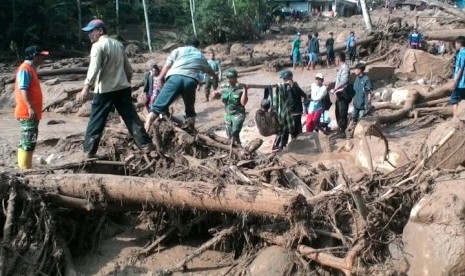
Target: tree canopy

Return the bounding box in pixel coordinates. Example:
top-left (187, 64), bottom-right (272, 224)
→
top-left (0, 0), bottom-right (274, 56)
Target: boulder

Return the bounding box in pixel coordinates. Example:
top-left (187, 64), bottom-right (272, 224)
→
top-left (230, 43), bottom-right (248, 55)
top-left (248, 246), bottom-right (294, 276)
top-left (77, 102), bottom-right (92, 117)
top-left (390, 89), bottom-right (410, 106)
top-left (400, 49), bottom-right (452, 80)
top-left (400, 179), bottom-right (465, 275)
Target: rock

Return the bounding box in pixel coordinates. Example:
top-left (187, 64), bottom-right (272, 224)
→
top-left (54, 101), bottom-right (74, 114)
top-left (390, 89), bottom-right (410, 106)
top-left (230, 43), bottom-right (248, 55)
top-left (77, 102), bottom-right (92, 117)
top-left (336, 30), bottom-right (350, 44)
top-left (416, 78), bottom-right (426, 85)
top-left (380, 88), bottom-right (393, 102)
top-left (248, 246), bottom-right (294, 276)
top-left (401, 179), bottom-right (465, 275)
top-left (400, 49), bottom-right (452, 80)
top-left (125, 43), bottom-right (141, 58)
top-left (44, 78), bottom-right (60, 86)
top-left (37, 156), bottom-right (46, 165)
top-left (45, 154), bottom-right (56, 164)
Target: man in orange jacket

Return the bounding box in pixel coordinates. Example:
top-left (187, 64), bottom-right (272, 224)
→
top-left (14, 45), bottom-right (49, 169)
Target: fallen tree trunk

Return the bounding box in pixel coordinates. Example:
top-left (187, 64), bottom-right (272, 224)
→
top-left (377, 90), bottom-right (419, 124)
top-left (423, 29), bottom-right (465, 41)
top-left (25, 174), bottom-right (309, 218)
top-left (419, 0), bottom-right (465, 19)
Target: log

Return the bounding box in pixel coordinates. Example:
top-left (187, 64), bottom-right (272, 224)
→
top-left (423, 29), bottom-right (465, 41)
top-left (419, 0), bottom-right (465, 19)
top-left (25, 174), bottom-right (309, 218)
top-left (377, 89), bottom-right (419, 124)
top-left (359, 48), bottom-right (400, 66)
top-left (237, 65), bottom-right (263, 74)
top-left (414, 97), bottom-right (449, 108)
top-left (419, 81), bottom-right (452, 102)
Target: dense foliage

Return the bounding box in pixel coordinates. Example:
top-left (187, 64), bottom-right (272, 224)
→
top-left (0, 0), bottom-right (274, 55)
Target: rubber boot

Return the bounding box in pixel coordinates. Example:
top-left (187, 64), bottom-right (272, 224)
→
top-left (17, 148), bottom-right (33, 169)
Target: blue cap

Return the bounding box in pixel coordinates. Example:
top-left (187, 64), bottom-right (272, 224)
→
top-left (279, 70), bottom-right (293, 79)
top-left (82, 19), bottom-right (106, 32)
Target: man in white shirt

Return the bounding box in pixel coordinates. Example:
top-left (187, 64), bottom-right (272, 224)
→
top-left (79, 19), bottom-right (154, 158)
top-left (305, 73), bottom-right (327, 132)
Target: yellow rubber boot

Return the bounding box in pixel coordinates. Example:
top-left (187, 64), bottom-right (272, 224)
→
top-left (18, 148), bottom-right (33, 169)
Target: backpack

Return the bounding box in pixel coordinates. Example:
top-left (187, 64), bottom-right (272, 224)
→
top-left (255, 109), bottom-right (279, 137)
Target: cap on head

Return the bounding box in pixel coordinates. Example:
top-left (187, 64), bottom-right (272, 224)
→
top-left (25, 45), bottom-right (49, 60)
top-left (82, 19), bottom-right (106, 32)
top-left (355, 62), bottom-right (366, 71)
top-left (315, 73), bottom-right (324, 80)
top-left (296, 32), bottom-right (301, 36)
top-left (279, 70), bottom-right (293, 79)
top-left (226, 69), bottom-right (238, 78)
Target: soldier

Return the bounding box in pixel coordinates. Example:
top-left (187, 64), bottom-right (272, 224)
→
top-left (204, 51), bottom-right (222, 102)
top-left (213, 69), bottom-right (248, 146)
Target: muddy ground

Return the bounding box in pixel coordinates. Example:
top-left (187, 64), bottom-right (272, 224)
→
top-left (0, 6), bottom-right (462, 275)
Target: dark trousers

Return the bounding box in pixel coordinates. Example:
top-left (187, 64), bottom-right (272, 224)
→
top-left (84, 87), bottom-right (152, 155)
top-left (291, 114), bottom-right (302, 139)
top-left (151, 74), bottom-right (198, 118)
top-left (273, 132), bottom-right (290, 150)
top-left (336, 98), bottom-right (349, 133)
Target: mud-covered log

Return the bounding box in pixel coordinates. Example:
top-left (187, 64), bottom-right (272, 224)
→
top-left (377, 90), bottom-right (419, 124)
top-left (423, 29), bottom-right (465, 41)
top-left (419, 0), bottom-right (465, 19)
top-left (25, 174), bottom-right (308, 218)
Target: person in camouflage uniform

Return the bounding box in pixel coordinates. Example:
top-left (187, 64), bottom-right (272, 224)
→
top-left (204, 51), bottom-right (222, 101)
top-left (213, 69), bottom-right (248, 145)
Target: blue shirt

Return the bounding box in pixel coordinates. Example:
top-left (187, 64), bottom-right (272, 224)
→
top-left (16, 60), bottom-right (34, 90)
top-left (455, 48), bottom-right (465, 88)
top-left (347, 36), bottom-right (356, 48)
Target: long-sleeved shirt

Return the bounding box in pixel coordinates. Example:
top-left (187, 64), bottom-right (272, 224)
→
top-left (84, 35), bottom-right (132, 93)
top-left (287, 82), bottom-right (307, 114)
top-left (166, 46), bottom-right (215, 80)
top-left (308, 83), bottom-right (327, 113)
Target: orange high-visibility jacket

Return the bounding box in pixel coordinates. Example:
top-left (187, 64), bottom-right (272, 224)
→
top-left (14, 62), bottom-right (43, 120)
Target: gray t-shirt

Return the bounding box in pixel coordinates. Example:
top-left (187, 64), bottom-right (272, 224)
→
top-left (166, 46), bottom-right (215, 80)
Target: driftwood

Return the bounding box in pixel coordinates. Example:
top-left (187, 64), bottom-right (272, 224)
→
top-left (377, 89), bottom-right (419, 124)
top-left (25, 174), bottom-right (309, 218)
top-left (423, 29), bottom-right (465, 41)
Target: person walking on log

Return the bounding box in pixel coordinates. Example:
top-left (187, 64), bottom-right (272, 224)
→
top-left (212, 69), bottom-right (248, 146)
top-left (78, 19), bottom-right (154, 158)
top-left (144, 37), bottom-right (218, 131)
top-left (14, 45), bottom-right (49, 169)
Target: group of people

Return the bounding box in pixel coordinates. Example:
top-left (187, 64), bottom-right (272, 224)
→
top-left (21, 19), bottom-right (465, 170)
top-left (292, 31), bottom-right (358, 71)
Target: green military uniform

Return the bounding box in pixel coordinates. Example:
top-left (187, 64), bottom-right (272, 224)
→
top-left (222, 84), bottom-right (245, 144)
